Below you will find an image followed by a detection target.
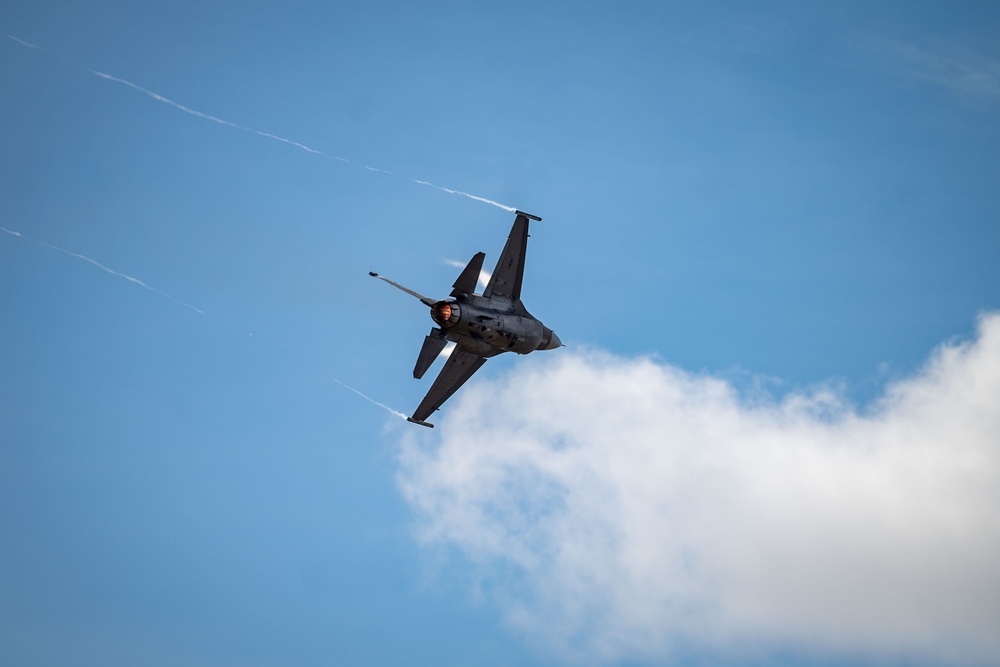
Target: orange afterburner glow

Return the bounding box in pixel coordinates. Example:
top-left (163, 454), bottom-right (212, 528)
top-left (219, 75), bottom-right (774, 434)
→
top-left (432, 301), bottom-right (458, 326)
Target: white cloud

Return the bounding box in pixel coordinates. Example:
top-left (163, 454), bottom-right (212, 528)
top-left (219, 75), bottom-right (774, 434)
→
top-left (398, 313), bottom-right (1000, 665)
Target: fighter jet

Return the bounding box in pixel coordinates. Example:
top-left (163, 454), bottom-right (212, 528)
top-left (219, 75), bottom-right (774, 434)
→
top-left (370, 210), bottom-right (561, 427)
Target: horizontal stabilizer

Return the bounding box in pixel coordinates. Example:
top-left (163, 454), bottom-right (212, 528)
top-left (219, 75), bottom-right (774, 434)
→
top-left (414, 329), bottom-right (448, 379)
top-left (406, 417), bottom-right (434, 428)
top-left (515, 210), bottom-right (541, 221)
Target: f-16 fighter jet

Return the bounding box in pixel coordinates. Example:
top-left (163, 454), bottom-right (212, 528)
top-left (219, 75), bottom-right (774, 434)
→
top-left (371, 210), bottom-right (561, 427)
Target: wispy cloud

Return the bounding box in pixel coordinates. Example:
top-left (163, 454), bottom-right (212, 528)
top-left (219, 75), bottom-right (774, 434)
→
top-left (861, 33), bottom-right (1000, 102)
top-left (1, 226), bottom-right (203, 314)
top-left (400, 313), bottom-right (1000, 664)
top-left (333, 378), bottom-right (408, 420)
top-left (5, 33), bottom-right (518, 213)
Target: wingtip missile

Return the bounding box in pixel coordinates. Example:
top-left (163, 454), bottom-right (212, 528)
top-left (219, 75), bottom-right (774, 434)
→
top-left (371, 271), bottom-right (437, 306)
top-left (407, 417), bottom-right (435, 428)
top-left (515, 210), bottom-right (542, 221)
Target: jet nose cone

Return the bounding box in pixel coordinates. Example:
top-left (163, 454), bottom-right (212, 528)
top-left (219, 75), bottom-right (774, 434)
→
top-left (542, 329), bottom-right (562, 350)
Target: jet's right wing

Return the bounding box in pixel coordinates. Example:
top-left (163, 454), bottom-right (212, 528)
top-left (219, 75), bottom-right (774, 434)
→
top-left (407, 345), bottom-right (487, 427)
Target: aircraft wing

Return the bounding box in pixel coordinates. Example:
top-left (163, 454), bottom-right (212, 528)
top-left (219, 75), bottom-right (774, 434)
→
top-left (484, 210), bottom-right (540, 301)
top-left (408, 346), bottom-right (487, 427)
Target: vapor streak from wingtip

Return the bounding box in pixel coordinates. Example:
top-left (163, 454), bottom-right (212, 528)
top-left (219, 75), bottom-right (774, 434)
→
top-left (2, 226), bottom-right (203, 314)
top-left (333, 378), bottom-right (408, 420)
top-left (6, 34), bottom-right (517, 213)
top-left (88, 70), bottom-right (340, 160)
top-left (4, 33), bottom-right (43, 50)
top-left (412, 180), bottom-right (517, 212)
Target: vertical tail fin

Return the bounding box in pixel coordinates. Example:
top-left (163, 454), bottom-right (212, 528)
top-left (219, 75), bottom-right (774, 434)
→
top-left (450, 252), bottom-right (486, 297)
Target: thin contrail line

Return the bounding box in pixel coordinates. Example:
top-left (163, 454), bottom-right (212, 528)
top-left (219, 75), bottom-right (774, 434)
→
top-left (87, 70), bottom-right (344, 160)
top-left (4, 224), bottom-right (404, 423)
top-left (1, 226), bottom-right (204, 314)
top-left (5, 33), bottom-right (517, 213)
top-left (4, 33), bottom-right (47, 51)
top-left (412, 180), bottom-right (516, 212)
top-left (333, 378), bottom-right (408, 420)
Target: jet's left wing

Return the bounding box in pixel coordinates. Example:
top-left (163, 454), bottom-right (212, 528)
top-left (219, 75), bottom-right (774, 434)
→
top-left (407, 346), bottom-right (487, 427)
top-left (483, 210), bottom-right (541, 302)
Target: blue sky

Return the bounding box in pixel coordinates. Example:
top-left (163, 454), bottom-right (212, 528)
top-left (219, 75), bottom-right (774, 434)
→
top-left (2, 2), bottom-right (999, 666)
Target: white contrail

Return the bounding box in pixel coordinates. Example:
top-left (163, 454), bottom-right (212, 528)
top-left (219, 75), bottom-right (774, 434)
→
top-left (333, 378), bottom-right (408, 420)
top-left (5, 33), bottom-right (518, 213)
top-left (87, 70), bottom-right (344, 160)
top-left (1, 226), bottom-right (203, 314)
top-left (89, 72), bottom-right (514, 208)
top-left (412, 180), bottom-right (516, 212)
top-left (5, 33), bottom-right (40, 49)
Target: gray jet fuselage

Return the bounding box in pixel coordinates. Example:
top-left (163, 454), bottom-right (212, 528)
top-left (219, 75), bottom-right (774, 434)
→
top-left (429, 294), bottom-right (561, 356)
